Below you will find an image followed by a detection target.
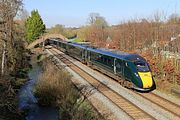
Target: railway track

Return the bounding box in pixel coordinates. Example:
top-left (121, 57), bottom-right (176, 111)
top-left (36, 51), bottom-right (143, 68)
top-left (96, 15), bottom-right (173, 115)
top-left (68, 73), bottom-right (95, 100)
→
top-left (48, 47), bottom-right (155, 120)
top-left (136, 92), bottom-right (180, 117)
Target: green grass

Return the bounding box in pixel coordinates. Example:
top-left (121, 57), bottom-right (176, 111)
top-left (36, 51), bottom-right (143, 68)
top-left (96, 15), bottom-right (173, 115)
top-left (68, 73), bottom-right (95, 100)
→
top-left (71, 38), bottom-right (83, 43)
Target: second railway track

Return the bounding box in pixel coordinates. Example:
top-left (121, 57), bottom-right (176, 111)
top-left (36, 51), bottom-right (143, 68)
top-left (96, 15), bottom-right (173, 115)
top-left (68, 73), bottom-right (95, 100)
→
top-left (136, 92), bottom-right (180, 117)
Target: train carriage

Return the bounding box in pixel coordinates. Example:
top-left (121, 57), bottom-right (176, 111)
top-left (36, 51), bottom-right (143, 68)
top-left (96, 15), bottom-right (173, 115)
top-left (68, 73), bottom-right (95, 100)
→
top-left (66, 43), bottom-right (87, 63)
top-left (46, 39), bottom-right (156, 91)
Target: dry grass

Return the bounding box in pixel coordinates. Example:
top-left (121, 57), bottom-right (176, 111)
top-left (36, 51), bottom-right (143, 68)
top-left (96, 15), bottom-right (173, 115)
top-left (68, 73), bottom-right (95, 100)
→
top-left (35, 59), bottom-right (104, 120)
top-left (155, 78), bottom-right (173, 93)
top-left (35, 61), bottom-right (78, 105)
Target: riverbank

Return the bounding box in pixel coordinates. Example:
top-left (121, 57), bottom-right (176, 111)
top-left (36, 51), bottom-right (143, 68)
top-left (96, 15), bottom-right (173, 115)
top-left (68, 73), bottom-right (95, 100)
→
top-left (18, 54), bottom-right (59, 120)
top-left (0, 55), bottom-right (30, 120)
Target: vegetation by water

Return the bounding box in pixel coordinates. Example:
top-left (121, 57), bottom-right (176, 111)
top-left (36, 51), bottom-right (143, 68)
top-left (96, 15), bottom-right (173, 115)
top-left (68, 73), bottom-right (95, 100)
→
top-left (71, 38), bottom-right (83, 43)
top-left (35, 59), bottom-right (104, 120)
top-left (0, 1), bottom-right (31, 119)
top-left (0, 67), bottom-right (30, 120)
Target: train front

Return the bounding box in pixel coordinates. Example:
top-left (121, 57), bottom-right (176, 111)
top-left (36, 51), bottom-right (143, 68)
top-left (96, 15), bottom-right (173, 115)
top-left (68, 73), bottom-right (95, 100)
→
top-left (132, 60), bottom-right (156, 91)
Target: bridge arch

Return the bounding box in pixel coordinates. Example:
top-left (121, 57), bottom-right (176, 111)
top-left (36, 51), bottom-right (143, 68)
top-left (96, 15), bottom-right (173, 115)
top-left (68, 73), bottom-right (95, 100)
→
top-left (27, 33), bottom-right (68, 49)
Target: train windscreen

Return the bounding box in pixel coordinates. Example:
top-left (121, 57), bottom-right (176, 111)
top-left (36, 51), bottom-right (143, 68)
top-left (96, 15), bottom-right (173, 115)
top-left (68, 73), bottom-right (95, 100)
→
top-left (134, 61), bottom-right (149, 72)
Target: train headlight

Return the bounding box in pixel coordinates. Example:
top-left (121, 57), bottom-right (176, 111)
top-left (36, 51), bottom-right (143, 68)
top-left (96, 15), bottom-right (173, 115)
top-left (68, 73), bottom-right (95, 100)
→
top-left (134, 73), bottom-right (139, 77)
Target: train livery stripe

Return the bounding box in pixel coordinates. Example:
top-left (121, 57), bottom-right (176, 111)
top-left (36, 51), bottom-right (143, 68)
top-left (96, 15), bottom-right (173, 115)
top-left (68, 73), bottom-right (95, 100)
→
top-left (138, 72), bottom-right (153, 88)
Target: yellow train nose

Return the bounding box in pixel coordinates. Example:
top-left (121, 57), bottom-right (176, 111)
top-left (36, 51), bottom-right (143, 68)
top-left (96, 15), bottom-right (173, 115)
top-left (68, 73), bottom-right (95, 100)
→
top-left (138, 72), bottom-right (153, 88)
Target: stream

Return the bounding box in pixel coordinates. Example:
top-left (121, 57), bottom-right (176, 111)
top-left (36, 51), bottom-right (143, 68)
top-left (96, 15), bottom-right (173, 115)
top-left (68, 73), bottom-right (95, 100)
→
top-left (18, 56), bottom-right (59, 120)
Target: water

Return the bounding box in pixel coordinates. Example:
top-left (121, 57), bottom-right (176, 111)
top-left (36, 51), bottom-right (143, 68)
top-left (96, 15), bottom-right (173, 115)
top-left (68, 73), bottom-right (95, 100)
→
top-left (18, 58), bottom-right (59, 120)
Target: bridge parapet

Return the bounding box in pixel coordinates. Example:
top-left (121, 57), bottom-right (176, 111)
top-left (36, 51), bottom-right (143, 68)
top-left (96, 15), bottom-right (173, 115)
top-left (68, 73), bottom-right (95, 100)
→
top-left (27, 33), bottom-right (68, 49)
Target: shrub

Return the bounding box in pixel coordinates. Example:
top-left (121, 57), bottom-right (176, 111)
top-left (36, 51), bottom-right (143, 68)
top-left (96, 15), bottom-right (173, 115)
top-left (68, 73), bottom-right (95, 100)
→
top-left (35, 60), bottom-right (104, 120)
top-left (35, 62), bottom-right (78, 106)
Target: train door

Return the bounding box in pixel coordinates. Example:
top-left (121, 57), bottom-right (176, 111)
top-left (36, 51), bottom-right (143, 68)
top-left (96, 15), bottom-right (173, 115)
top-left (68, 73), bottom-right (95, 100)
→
top-left (88, 51), bottom-right (91, 61)
top-left (81, 49), bottom-right (86, 62)
top-left (115, 59), bottom-right (124, 76)
top-left (114, 58), bottom-right (117, 74)
top-left (122, 61), bottom-right (124, 76)
top-left (86, 51), bottom-right (91, 66)
top-left (84, 49), bottom-right (88, 62)
top-left (124, 61), bottom-right (132, 81)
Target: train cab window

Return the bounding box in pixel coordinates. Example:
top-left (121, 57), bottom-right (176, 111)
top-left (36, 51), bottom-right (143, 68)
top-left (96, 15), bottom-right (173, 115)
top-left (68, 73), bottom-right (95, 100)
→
top-left (135, 61), bottom-right (149, 72)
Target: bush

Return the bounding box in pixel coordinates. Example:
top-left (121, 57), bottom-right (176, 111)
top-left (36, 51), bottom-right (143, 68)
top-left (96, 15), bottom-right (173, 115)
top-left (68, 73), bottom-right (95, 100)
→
top-left (35, 62), bottom-right (78, 106)
top-left (35, 60), bottom-right (104, 120)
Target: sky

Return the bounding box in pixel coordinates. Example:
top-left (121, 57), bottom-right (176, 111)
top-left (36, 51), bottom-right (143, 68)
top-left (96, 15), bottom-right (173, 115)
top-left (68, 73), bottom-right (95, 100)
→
top-left (24, 0), bottom-right (180, 28)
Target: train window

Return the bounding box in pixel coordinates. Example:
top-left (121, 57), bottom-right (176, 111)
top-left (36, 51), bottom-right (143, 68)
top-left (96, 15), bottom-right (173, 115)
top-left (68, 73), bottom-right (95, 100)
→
top-left (116, 62), bottom-right (121, 69)
top-left (96, 55), bottom-right (102, 62)
top-left (135, 61), bottom-right (149, 72)
top-left (104, 58), bottom-right (107, 63)
top-left (91, 52), bottom-right (98, 61)
top-left (100, 56), bottom-right (103, 62)
top-left (107, 59), bottom-right (110, 63)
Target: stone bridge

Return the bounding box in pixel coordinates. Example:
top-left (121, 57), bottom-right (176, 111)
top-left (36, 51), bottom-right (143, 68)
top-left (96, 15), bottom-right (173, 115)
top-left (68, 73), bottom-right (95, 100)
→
top-left (27, 33), bottom-right (68, 49)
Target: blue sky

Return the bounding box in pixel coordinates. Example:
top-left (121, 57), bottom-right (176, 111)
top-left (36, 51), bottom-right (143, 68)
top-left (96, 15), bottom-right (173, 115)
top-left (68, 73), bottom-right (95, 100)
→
top-left (24, 0), bottom-right (180, 28)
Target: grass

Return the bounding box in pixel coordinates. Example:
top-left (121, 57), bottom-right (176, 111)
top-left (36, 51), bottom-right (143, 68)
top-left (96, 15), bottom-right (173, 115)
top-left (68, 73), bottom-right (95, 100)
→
top-left (155, 78), bottom-right (173, 93)
top-left (35, 59), bottom-right (104, 120)
top-left (71, 38), bottom-right (84, 43)
top-left (174, 85), bottom-right (180, 90)
top-left (37, 54), bottom-right (42, 61)
top-left (35, 61), bottom-right (75, 106)
top-left (14, 78), bottom-right (27, 88)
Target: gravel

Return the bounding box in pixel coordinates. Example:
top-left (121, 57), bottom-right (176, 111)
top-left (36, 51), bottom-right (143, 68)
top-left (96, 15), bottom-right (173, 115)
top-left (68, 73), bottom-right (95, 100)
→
top-left (152, 90), bottom-right (180, 106)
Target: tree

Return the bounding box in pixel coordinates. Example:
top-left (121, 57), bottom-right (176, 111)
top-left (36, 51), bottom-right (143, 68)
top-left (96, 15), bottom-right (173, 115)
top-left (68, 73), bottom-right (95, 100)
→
top-left (87, 12), bottom-right (108, 28)
top-left (85, 13), bottom-right (108, 47)
top-left (18, 8), bottom-right (29, 21)
top-left (48, 24), bottom-right (65, 34)
top-left (88, 13), bottom-right (100, 25)
top-left (0, 0), bottom-right (23, 76)
top-left (25, 10), bottom-right (45, 43)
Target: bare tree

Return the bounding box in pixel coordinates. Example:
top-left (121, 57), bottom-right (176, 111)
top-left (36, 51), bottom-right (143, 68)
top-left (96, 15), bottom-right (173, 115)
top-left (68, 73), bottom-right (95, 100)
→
top-left (87, 12), bottom-right (108, 27)
top-left (87, 13), bottom-right (100, 25)
top-left (18, 8), bottom-right (29, 21)
top-left (0, 0), bottom-right (23, 76)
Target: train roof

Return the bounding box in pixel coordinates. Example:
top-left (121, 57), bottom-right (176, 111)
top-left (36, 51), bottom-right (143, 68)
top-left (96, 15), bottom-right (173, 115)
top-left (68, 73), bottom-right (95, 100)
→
top-left (49, 38), bottom-right (61, 42)
top-left (68, 42), bottom-right (88, 49)
top-left (87, 47), bottom-right (146, 62)
top-left (49, 38), bottom-right (146, 62)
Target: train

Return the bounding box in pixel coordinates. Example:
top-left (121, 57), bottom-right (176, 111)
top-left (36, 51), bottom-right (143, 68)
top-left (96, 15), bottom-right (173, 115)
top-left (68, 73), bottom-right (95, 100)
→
top-left (45, 38), bottom-right (156, 92)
